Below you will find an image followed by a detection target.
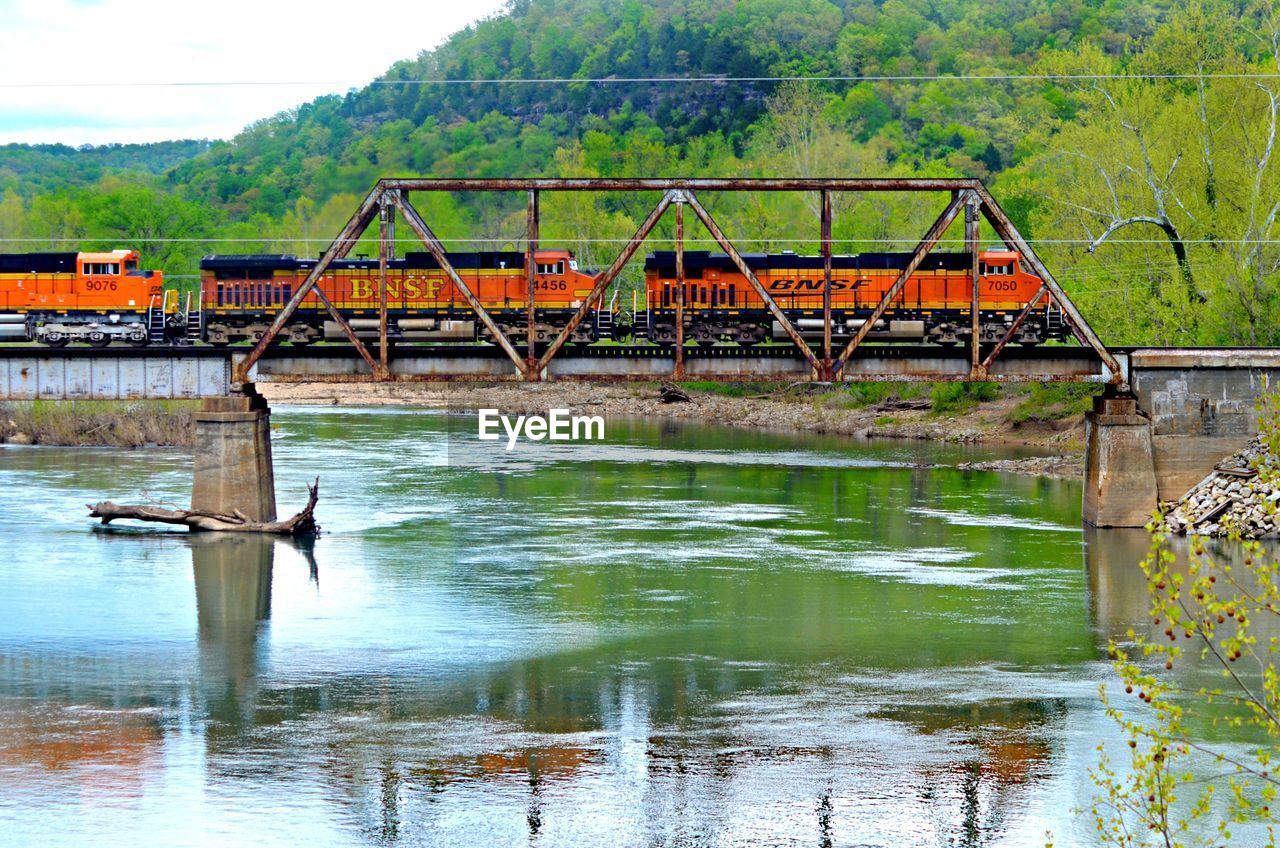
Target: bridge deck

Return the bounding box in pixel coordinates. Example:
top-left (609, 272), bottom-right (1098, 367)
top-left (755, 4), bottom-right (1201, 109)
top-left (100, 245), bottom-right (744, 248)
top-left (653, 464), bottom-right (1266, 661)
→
top-left (0, 344), bottom-right (1274, 400)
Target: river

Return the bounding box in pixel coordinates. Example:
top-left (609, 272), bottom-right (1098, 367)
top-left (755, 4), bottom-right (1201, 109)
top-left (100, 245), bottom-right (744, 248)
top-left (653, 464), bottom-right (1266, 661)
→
top-left (0, 408), bottom-right (1253, 846)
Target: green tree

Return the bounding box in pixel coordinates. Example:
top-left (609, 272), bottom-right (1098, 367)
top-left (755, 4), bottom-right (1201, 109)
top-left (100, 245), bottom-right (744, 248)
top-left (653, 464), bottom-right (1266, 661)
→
top-left (86, 182), bottom-right (216, 277)
top-left (1013, 1), bottom-right (1280, 345)
top-left (0, 189), bottom-right (24, 246)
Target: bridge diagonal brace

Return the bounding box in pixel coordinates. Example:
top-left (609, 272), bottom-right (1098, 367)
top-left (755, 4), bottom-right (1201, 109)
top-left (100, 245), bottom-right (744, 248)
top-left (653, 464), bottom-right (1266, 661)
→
top-left (981, 284), bottom-right (1048, 371)
top-left (314, 286), bottom-right (383, 376)
top-left (535, 190), bottom-right (676, 374)
top-left (684, 191), bottom-right (821, 372)
top-left (834, 190), bottom-right (970, 371)
top-left (394, 193), bottom-right (528, 377)
top-left (235, 185), bottom-right (385, 384)
top-left (973, 186), bottom-right (1126, 388)
top-left (378, 191), bottom-right (397, 375)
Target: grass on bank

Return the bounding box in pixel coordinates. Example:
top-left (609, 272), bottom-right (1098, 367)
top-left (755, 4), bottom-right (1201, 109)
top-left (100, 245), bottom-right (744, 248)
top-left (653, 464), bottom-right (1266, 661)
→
top-left (1005, 383), bottom-right (1101, 422)
top-left (0, 400), bottom-right (196, 447)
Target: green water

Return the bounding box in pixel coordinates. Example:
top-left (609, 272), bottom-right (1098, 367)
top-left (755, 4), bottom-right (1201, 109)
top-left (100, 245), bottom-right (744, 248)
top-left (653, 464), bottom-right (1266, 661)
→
top-left (0, 409), bottom-right (1252, 846)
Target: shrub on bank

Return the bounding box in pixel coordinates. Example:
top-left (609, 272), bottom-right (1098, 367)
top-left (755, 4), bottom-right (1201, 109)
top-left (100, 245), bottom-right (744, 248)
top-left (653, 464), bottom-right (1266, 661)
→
top-left (0, 400), bottom-right (196, 447)
top-left (929, 382), bottom-right (1000, 415)
top-left (1007, 383), bottom-right (1102, 423)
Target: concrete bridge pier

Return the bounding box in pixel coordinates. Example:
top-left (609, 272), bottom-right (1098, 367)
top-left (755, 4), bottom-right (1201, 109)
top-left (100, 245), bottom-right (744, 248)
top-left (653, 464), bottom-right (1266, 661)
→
top-left (1082, 393), bottom-right (1158, 528)
top-left (191, 390), bottom-right (277, 522)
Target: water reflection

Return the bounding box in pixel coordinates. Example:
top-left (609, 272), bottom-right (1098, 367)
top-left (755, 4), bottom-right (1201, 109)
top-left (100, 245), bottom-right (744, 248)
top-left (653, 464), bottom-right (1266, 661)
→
top-left (1, 411), bottom-right (1246, 846)
top-left (1084, 527), bottom-right (1155, 645)
top-left (192, 533), bottom-right (274, 737)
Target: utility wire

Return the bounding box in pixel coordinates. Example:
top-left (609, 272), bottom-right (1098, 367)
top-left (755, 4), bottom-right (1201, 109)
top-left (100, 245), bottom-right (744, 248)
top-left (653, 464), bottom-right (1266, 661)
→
top-left (3, 236), bottom-right (1280, 245)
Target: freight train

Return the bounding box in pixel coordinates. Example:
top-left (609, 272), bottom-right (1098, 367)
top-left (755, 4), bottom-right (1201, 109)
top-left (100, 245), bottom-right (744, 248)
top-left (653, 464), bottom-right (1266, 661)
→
top-left (0, 247), bottom-right (1067, 348)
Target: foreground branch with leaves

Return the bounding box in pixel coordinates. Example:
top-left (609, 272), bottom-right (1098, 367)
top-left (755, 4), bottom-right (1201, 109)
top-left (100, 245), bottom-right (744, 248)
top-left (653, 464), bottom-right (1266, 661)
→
top-left (1091, 393), bottom-right (1280, 846)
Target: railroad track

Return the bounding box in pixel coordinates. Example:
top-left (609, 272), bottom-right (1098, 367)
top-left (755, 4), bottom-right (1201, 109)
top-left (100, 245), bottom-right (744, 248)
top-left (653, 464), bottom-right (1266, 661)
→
top-left (0, 342), bottom-right (1143, 361)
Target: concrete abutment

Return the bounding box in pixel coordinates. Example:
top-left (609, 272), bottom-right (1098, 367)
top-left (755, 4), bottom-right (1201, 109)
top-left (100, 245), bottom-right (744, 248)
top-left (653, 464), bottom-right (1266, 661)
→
top-left (1082, 395), bottom-right (1159, 528)
top-left (191, 391), bottom-right (277, 523)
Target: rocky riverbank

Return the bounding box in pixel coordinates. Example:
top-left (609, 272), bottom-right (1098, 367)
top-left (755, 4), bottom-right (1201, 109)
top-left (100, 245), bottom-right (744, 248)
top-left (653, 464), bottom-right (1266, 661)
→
top-left (258, 381), bottom-right (1089, 478)
top-left (1166, 438), bottom-right (1280, 538)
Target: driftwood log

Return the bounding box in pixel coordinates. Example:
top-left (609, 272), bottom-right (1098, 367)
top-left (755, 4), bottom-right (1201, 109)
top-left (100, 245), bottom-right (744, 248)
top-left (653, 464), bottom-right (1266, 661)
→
top-left (88, 478), bottom-right (320, 536)
top-left (659, 382), bottom-right (693, 404)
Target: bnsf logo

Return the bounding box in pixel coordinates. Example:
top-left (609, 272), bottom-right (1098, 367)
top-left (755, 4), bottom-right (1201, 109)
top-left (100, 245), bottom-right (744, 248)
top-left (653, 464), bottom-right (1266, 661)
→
top-left (766, 279), bottom-right (866, 292)
top-left (348, 278), bottom-right (443, 300)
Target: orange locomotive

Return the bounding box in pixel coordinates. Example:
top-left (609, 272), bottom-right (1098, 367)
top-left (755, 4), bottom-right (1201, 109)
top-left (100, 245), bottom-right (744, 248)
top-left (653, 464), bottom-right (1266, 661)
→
top-left (0, 249), bottom-right (168, 346)
top-left (638, 249), bottom-right (1065, 346)
top-left (199, 248), bottom-right (603, 345)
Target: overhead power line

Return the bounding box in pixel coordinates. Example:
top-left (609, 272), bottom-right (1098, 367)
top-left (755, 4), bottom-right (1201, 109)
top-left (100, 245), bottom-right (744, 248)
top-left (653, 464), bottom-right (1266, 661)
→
top-left (4, 72), bottom-right (1280, 89)
top-left (2, 236), bottom-right (1280, 245)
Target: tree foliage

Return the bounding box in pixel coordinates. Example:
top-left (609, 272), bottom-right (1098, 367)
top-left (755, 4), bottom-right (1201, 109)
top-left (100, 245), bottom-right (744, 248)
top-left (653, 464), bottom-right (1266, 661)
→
top-left (3, 0), bottom-right (1280, 345)
top-left (1011, 1), bottom-right (1280, 345)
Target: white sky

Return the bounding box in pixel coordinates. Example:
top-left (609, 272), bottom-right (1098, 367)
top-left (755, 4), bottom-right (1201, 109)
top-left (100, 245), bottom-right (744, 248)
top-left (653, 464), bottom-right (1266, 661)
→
top-left (0, 0), bottom-right (509, 145)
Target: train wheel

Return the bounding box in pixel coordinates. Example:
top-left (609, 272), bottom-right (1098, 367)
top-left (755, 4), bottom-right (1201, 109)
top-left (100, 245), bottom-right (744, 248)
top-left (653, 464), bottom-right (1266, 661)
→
top-left (86, 334), bottom-right (111, 348)
top-left (209, 340), bottom-right (230, 348)
top-left (250, 332), bottom-right (284, 347)
top-left (41, 336), bottom-right (68, 348)
top-left (127, 337), bottom-right (149, 348)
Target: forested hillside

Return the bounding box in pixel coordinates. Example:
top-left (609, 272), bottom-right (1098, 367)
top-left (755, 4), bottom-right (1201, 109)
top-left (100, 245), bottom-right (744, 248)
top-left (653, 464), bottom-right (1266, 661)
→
top-left (167, 0), bottom-right (1172, 219)
top-left (3, 0), bottom-right (1280, 345)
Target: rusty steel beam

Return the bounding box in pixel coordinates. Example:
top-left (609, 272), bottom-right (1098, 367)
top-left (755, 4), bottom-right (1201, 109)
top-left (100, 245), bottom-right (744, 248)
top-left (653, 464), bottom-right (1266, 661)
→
top-left (835, 191), bottom-right (969, 369)
top-left (313, 286), bottom-right (382, 375)
top-left (684, 191), bottom-right (821, 373)
top-left (821, 189), bottom-right (833, 380)
top-left (973, 185), bottom-right (1125, 386)
top-left (380, 177), bottom-right (984, 193)
top-left (526, 189), bottom-right (539, 379)
top-left (966, 196), bottom-right (982, 380)
top-left (534, 191), bottom-right (675, 374)
top-left (234, 186), bottom-right (384, 384)
top-left (395, 194), bottom-right (527, 376)
top-left (982, 285), bottom-right (1048, 370)
top-left (378, 191), bottom-right (395, 377)
top-left (674, 199), bottom-right (686, 379)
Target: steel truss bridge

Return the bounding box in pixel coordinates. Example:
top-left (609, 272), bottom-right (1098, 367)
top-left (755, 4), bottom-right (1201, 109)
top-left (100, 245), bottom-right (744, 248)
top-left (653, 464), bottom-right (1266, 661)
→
top-left (206, 177), bottom-right (1126, 389)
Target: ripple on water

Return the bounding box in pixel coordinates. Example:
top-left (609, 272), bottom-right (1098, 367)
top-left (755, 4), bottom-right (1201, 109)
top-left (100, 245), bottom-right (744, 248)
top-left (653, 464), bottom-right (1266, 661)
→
top-left (910, 506), bottom-right (1081, 533)
top-left (831, 548), bottom-right (1021, 586)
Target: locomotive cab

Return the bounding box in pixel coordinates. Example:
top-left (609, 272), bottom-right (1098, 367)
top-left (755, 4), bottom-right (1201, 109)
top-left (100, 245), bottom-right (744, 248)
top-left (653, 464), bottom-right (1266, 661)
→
top-left (532, 249), bottom-right (598, 306)
top-left (978, 250), bottom-right (1022, 278)
top-left (75, 250), bottom-right (163, 308)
